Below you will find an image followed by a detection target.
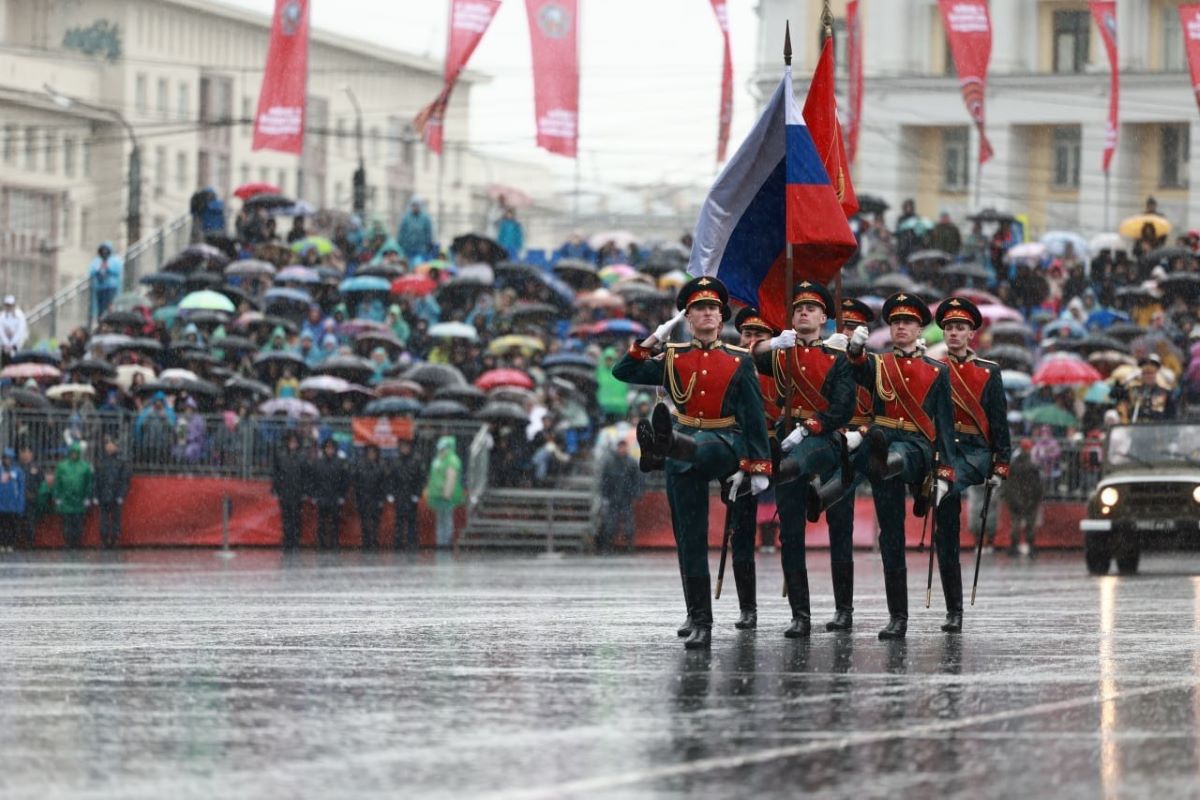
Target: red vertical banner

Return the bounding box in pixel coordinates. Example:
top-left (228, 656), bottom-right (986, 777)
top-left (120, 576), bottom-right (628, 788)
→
top-left (710, 0), bottom-right (733, 164)
top-left (938, 0), bottom-right (994, 165)
top-left (252, 0), bottom-right (310, 155)
top-left (525, 0), bottom-right (580, 158)
top-left (1089, 1), bottom-right (1119, 172)
top-left (414, 0), bottom-right (502, 156)
top-left (1183, 6), bottom-right (1200, 116)
top-left (803, 38), bottom-right (859, 218)
top-left (845, 0), bottom-right (863, 167)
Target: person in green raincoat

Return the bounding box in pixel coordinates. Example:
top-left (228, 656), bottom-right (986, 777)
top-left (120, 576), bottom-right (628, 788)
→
top-left (595, 347), bottom-right (628, 424)
top-left (424, 436), bottom-right (464, 548)
top-left (53, 442), bottom-right (93, 548)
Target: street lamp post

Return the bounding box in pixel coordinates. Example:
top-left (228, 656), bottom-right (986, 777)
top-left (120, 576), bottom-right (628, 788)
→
top-left (44, 84), bottom-right (141, 249)
top-left (344, 86), bottom-right (366, 217)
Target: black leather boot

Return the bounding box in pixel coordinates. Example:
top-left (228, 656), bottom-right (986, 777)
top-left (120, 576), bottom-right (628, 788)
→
top-left (676, 571), bottom-right (693, 637)
top-left (636, 419), bottom-right (665, 472)
top-left (684, 575), bottom-right (713, 649)
top-left (939, 561), bottom-right (964, 633)
top-left (865, 428), bottom-right (889, 479)
top-left (804, 477), bottom-right (823, 523)
top-left (878, 568), bottom-right (908, 640)
top-left (665, 431), bottom-right (698, 461)
top-left (732, 561), bottom-right (757, 629)
top-left (825, 561), bottom-right (854, 631)
top-left (651, 403), bottom-right (673, 451)
top-left (783, 570), bottom-right (811, 638)
top-left (806, 474), bottom-right (851, 524)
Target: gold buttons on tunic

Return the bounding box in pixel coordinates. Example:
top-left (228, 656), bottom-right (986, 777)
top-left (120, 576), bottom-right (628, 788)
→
top-left (701, 370), bottom-right (707, 375)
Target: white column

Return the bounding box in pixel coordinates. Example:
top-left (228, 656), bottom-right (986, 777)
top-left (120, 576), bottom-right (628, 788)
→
top-left (974, 125), bottom-right (1015, 213)
top-left (1186, 122), bottom-right (1200, 232)
top-left (1117, 0), bottom-right (1148, 71)
top-left (865, 0), bottom-right (911, 75)
top-left (990, 0), bottom-right (1027, 74)
top-left (1079, 123), bottom-right (1109, 234)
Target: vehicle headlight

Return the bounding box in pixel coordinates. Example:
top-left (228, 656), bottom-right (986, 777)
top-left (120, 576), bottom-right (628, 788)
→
top-left (1193, 486), bottom-right (1200, 504)
top-left (1099, 487), bottom-right (1120, 507)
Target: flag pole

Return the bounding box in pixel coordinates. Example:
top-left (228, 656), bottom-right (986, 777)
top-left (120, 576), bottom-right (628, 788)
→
top-left (821, 1), bottom-right (844, 331)
top-left (783, 22), bottom-right (795, 438)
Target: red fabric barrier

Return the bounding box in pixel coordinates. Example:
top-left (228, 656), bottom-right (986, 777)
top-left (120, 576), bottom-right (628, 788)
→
top-left (632, 491), bottom-right (1085, 551)
top-left (32, 476), bottom-right (461, 549)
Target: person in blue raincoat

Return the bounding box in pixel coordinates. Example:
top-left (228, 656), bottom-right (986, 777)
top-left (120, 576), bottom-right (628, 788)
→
top-left (0, 448), bottom-right (26, 550)
top-left (496, 208), bottom-right (525, 260)
top-left (397, 199), bottom-right (435, 261)
top-left (89, 242), bottom-right (123, 319)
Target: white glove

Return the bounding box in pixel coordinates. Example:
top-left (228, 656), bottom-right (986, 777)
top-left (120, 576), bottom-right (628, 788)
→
top-left (844, 431), bottom-right (863, 452)
top-left (915, 337), bottom-right (928, 354)
top-left (823, 332), bottom-right (849, 350)
top-left (387, 494), bottom-right (395, 503)
top-left (652, 309), bottom-right (687, 342)
top-left (750, 475), bottom-right (770, 495)
top-left (727, 471), bottom-right (745, 502)
top-left (780, 425), bottom-right (809, 452)
top-left (848, 325), bottom-right (869, 353)
top-left (768, 329), bottom-right (797, 350)
top-left (987, 473), bottom-right (1003, 488)
top-left (935, 479), bottom-right (951, 505)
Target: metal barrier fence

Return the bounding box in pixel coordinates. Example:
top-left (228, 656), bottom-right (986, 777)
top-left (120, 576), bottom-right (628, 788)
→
top-left (26, 213), bottom-right (193, 343)
top-left (0, 408), bottom-right (487, 482)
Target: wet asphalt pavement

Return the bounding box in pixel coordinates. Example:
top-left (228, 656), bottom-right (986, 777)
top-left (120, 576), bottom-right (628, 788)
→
top-left (1, 548), bottom-right (1198, 799)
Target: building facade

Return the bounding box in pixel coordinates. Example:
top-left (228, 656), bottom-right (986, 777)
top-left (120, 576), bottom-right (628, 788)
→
top-left (0, 0), bottom-right (570, 305)
top-left (755, 0), bottom-right (1199, 237)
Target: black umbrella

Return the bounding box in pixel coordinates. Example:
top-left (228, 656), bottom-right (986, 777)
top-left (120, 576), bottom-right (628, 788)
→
top-left (224, 376), bottom-right (273, 401)
top-left (553, 259), bottom-right (600, 290)
top-left (905, 249), bottom-right (952, 265)
top-left (403, 363), bottom-right (466, 391)
top-left (987, 322), bottom-right (1032, 346)
top-left (100, 310), bottom-right (145, 329)
top-left (6, 388), bottom-right (49, 409)
top-left (942, 262), bottom-right (991, 280)
top-left (1158, 272), bottom-right (1200, 300)
top-left (982, 346), bottom-right (1034, 370)
top-left (139, 271), bottom-right (185, 288)
top-left (112, 337), bottom-right (163, 355)
top-left (243, 193), bottom-right (295, 210)
top-left (10, 349), bottom-right (61, 366)
top-left (354, 330), bottom-right (404, 358)
top-left (214, 335), bottom-right (258, 355)
top-left (510, 302), bottom-right (564, 326)
top-left (174, 349), bottom-right (223, 368)
top-left (1144, 246), bottom-right (1195, 265)
top-left (451, 233), bottom-right (508, 265)
top-left (476, 401), bottom-right (528, 423)
top-left (65, 359), bottom-right (116, 380)
top-left (315, 355), bottom-right (374, 383)
top-left (488, 386), bottom-right (536, 407)
top-left (967, 208), bottom-right (1015, 224)
top-left (612, 280), bottom-right (661, 299)
top-left (857, 194), bottom-right (890, 215)
top-left (214, 284), bottom-right (260, 311)
top-left (137, 377), bottom-right (219, 397)
top-left (496, 262), bottom-right (544, 284)
top-left (419, 399), bottom-right (470, 419)
top-left (839, 272), bottom-right (871, 296)
top-left (363, 396), bottom-right (423, 416)
top-left (1105, 322), bottom-right (1146, 344)
top-left (184, 272), bottom-right (223, 292)
top-left (432, 384), bottom-right (486, 410)
top-left (253, 351), bottom-right (309, 376)
top-left (436, 276), bottom-right (493, 306)
top-left (908, 283), bottom-right (944, 302)
top-left (1113, 285), bottom-right (1161, 308)
top-left (542, 353), bottom-right (597, 370)
top-left (640, 249), bottom-right (688, 276)
top-left (1063, 334), bottom-right (1129, 356)
top-left (181, 309), bottom-right (230, 329)
top-left (204, 233), bottom-right (241, 259)
top-left (163, 243), bottom-right (229, 273)
top-left (548, 366), bottom-right (599, 391)
top-left (355, 262), bottom-right (405, 280)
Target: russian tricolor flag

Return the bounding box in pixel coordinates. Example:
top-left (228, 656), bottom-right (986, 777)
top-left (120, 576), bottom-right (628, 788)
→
top-left (687, 65), bottom-right (857, 330)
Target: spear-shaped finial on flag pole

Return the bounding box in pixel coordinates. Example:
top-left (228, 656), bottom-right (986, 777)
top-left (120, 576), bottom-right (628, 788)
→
top-left (784, 20), bottom-right (792, 66)
top-left (822, 0), bottom-right (833, 41)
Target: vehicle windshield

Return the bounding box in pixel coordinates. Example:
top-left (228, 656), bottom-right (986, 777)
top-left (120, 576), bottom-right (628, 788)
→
top-left (1106, 424), bottom-right (1200, 469)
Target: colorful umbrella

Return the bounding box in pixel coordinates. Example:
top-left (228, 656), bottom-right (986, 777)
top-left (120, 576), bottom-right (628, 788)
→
top-left (390, 275), bottom-right (438, 297)
top-left (339, 275), bottom-right (392, 293)
top-left (598, 264), bottom-right (638, 286)
top-left (1025, 404), bottom-right (1080, 428)
top-left (179, 290), bottom-right (236, 313)
top-left (1119, 213), bottom-right (1171, 239)
top-left (487, 335), bottom-right (545, 356)
top-left (977, 304), bottom-right (1025, 326)
top-left (1, 363), bottom-right (60, 381)
top-left (1000, 370), bottom-right (1032, 393)
top-left (475, 368), bottom-right (534, 391)
top-left (290, 236), bottom-right (336, 255)
top-left (233, 182), bottom-right (282, 200)
top-left (276, 266), bottom-right (321, 284)
top-left (1031, 357), bottom-right (1103, 386)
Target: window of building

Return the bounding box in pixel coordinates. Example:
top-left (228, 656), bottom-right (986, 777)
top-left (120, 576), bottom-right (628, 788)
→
top-left (1163, 8), bottom-right (1186, 71)
top-left (24, 127), bottom-right (36, 170)
top-left (80, 207), bottom-right (90, 248)
top-left (44, 132), bottom-right (57, 173)
top-left (258, 166), bottom-right (270, 183)
top-left (240, 162), bottom-right (251, 187)
top-left (1053, 10), bottom-right (1090, 73)
top-left (1052, 126), bottom-right (1081, 189)
top-left (1161, 123), bottom-right (1190, 188)
top-left (242, 96), bottom-right (253, 137)
top-left (135, 73), bottom-right (148, 113)
top-left (157, 77), bottom-right (169, 117)
top-left (156, 146), bottom-right (168, 196)
top-left (2, 125), bottom-right (14, 164)
top-left (176, 151), bottom-right (188, 191)
top-left (941, 127), bottom-right (969, 192)
top-left (82, 139), bottom-right (92, 177)
top-left (62, 201), bottom-right (72, 245)
top-left (402, 123), bottom-right (415, 167)
top-left (63, 137), bottom-right (75, 177)
top-left (179, 82), bottom-right (191, 120)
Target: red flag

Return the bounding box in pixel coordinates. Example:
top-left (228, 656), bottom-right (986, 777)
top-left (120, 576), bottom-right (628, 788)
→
top-left (251, 0), bottom-right (310, 155)
top-left (710, 0), bottom-right (733, 164)
top-left (1182, 5), bottom-right (1200, 117)
top-left (1089, 2), bottom-right (1118, 173)
top-left (938, 0), bottom-right (994, 165)
top-left (803, 37), bottom-right (858, 219)
top-left (414, 0), bottom-right (501, 155)
top-left (845, 0), bottom-right (863, 167)
top-left (525, 0), bottom-right (579, 158)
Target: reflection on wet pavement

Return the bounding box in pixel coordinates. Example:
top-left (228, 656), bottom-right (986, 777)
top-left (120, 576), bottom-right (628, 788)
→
top-left (0, 550), bottom-right (1198, 799)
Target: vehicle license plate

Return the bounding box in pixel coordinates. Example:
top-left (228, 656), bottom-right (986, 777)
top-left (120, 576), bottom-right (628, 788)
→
top-left (1134, 520), bottom-right (1175, 531)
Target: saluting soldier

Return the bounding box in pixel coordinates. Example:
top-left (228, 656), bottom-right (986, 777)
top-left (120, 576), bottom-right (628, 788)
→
top-left (749, 281), bottom-right (856, 638)
top-left (841, 292), bottom-right (958, 640)
top-left (934, 297), bottom-right (1012, 633)
top-left (727, 306), bottom-right (782, 630)
top-left (612, 276), bottom-right (772, 649)
top-left (813, 297), bottom-right (877, 632)
top-left (1111, 353), bottom-right (1177, 423)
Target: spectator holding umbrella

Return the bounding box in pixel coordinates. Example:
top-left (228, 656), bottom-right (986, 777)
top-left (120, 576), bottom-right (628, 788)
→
top-left (92, 434), bottom-right (131, 549)
top-left (53, 442), bottom-right (93, 549)
top-left (0, 448), bottom-right (25, 551)
top-left (425, 435), bottom-right (464, 548)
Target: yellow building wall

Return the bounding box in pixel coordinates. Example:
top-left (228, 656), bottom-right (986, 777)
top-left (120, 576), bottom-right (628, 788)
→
top-left (915, 128), bottom-right (941, 216)
top-left (1037, 0), bottom-right (1100, 72)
